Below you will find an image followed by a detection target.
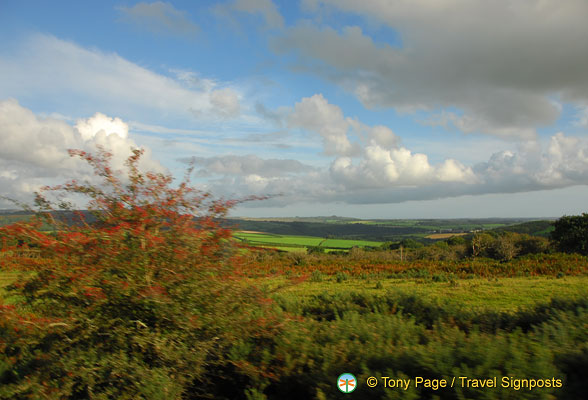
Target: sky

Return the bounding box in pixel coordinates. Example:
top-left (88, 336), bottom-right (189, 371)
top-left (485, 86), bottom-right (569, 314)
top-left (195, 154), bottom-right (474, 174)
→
top-left (1, 0), bottom-right (588, 219)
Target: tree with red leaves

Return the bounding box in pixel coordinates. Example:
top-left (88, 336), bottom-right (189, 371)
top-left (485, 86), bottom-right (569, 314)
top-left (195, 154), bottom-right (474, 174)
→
top-left (0, 147), bottom-right (282, 399)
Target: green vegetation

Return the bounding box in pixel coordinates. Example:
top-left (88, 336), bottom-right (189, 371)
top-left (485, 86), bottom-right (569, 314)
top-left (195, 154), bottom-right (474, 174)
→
top-left (270, 276), bottom-right (588, 312)
top-left (226, 217), bottom-right (539, 242)
top-left (0, 149), bottom-right (281, 399)
top-left (233, 231), bottom-right (382, 252)
top-left (551, 213), bottom-right (588, 255)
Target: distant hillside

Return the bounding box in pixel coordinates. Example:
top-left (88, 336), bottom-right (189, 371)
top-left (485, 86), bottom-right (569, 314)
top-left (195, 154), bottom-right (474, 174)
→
top-left (0, 212), bottom-right (34, 227)
top-left (226, 217), bottom-right (535, 242)
top-left (491, 220), bottom-right (555, 237)
top-left (1, 211), bottom-right (552, 241)
top-left (225, 219), bottom-right (426, 241)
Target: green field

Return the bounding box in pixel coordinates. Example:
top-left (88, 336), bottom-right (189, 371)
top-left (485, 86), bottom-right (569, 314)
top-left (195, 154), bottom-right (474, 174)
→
top-left (267, 275), bottom-right (588, 312)
top-left (233, 231), bottom-right (383, 252)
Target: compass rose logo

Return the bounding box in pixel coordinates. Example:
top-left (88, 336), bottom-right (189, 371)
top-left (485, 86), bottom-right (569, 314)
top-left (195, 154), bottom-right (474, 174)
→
top-left (337, 373), bottom-right (357, 393)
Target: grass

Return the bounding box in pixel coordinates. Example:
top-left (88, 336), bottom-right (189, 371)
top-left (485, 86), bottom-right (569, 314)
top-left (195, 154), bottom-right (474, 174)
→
top-left (263, 275), bottom-right (588, 312)
top-left (0, 270), bottom-right (26, 305)
top-left (425, 232), bottom-right (468, 239)
top-left (6, 266), bottom-right (583, 313)
top-left (234, 231), bottom-right (383, 251)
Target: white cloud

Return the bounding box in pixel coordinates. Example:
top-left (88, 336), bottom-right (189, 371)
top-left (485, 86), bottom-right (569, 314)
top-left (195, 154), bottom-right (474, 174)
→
top-left (119, 129), bottom-right (588, 210)
top-left (190, 94), bottom-right (588, 206)
top-left (117, 1), bottom-right (199, 36)
top-left (0, 100), bottom-right (163, 207)
top-left (0, 34), bottom-right (242, 123)
top-left (276, 1), bottom-right (588, 138)
top-left (75, 113), bottom-right (129, 141)
top-left (329, 144), bottom-right (476, 189)
top-left (288, 94), bottom-right (360, 156)
top-left (366, 125), bottom-right (398, 149)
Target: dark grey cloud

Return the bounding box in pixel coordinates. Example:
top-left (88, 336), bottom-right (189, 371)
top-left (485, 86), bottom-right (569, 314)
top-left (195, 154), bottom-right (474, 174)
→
top-left (275, 0), bottom-right (588, 139)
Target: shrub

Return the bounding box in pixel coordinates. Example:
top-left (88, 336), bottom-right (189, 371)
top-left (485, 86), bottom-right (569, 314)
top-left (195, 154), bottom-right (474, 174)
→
top-left (309, 270), bottom-right (325, 282)
top-left (551, 213), bottom-right (588, 255)
top-left (490, 233), bottom-right (519, 261)
top-left (307, 246), bottom-right (325, 254)
top-left (335, 272), bottom-right (349, 283)
top-left (516, 234), bottom-right (550, 255)
top-left (0, 148), bottom-right (278, 399)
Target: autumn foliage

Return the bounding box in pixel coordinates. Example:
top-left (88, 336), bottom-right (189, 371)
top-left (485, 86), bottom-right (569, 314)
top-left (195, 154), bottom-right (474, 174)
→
top-left (0, 148), bottom-right (281, 399)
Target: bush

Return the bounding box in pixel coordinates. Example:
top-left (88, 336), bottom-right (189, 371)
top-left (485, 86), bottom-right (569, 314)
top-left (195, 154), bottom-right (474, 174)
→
top-left (0, 148), bottom-right (279, 399)
top-left (551, 213), bottom-right (588, 255)
top-left (335, 272), bottom-right (349, 283)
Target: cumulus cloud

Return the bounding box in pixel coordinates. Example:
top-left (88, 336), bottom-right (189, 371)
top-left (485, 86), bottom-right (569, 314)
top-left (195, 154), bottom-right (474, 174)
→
top-left (330, 145), bottom-right (477, 190)
top-left (214, 0), bottom-right (284, 29)
top-left (118, 1), bottom-right (199, 36)
top-left (75, 113), bottom-right (129, 141)
top-left (275, 0), bottom-right (588, 139)
top-left (0, 34), bottom-right (242, 122)
top-left (288, 94), bottom-right (361, 156)
top-left (149, 129), bottom-right (588, 209)
top-left (0, 100), bottom-right (163, 208)
top-left (178, 91), bottom-right (588, 207)
top-left (190, 130), bottom-right (588, 208)
top-left (196, 93), bottom-right (588, 207)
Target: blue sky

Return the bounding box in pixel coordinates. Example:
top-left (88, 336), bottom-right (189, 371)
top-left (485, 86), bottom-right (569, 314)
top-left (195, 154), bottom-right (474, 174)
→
top-left (1, 0), bottom-right (588, 218)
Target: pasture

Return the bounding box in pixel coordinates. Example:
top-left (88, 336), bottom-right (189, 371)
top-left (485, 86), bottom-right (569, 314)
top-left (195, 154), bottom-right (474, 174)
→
top-left (233, 231), bottom-right (383, 252)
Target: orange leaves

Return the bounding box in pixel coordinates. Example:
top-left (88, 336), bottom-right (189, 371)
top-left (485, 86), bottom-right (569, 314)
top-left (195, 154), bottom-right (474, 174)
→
top-left (0, 147), bottom-right (295, 398)
top-left (138, 284), bottom-right (169, 300)
top-left (81, 286), bottom-right (106, 300)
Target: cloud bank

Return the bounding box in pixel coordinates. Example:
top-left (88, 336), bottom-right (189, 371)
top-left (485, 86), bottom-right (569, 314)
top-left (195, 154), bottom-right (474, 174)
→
top-left (2, 98), bottom-right (588, 209)
top-left (275, 0), bottom-right (588, 139)
top-left (190, 94), bottom-right (588, 206)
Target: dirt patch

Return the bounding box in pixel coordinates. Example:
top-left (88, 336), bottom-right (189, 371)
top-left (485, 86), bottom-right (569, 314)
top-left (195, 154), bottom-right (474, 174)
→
top-left (426, 233), bottom-right (468, 239)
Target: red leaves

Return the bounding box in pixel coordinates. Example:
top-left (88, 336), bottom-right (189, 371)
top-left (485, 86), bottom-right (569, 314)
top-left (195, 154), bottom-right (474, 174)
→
top-left (81, 286), bottom-right (106, 300)
top-left (0, 147), bottom-right (293, 395)
top-left (139, 284), bottom-right (169, 300)
top-left (0, 146), bottom-right (255, 317)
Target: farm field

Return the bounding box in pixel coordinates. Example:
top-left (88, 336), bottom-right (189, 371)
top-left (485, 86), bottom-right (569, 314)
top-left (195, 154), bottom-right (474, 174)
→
top-left (233, 231), bottom-right (383, 252)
